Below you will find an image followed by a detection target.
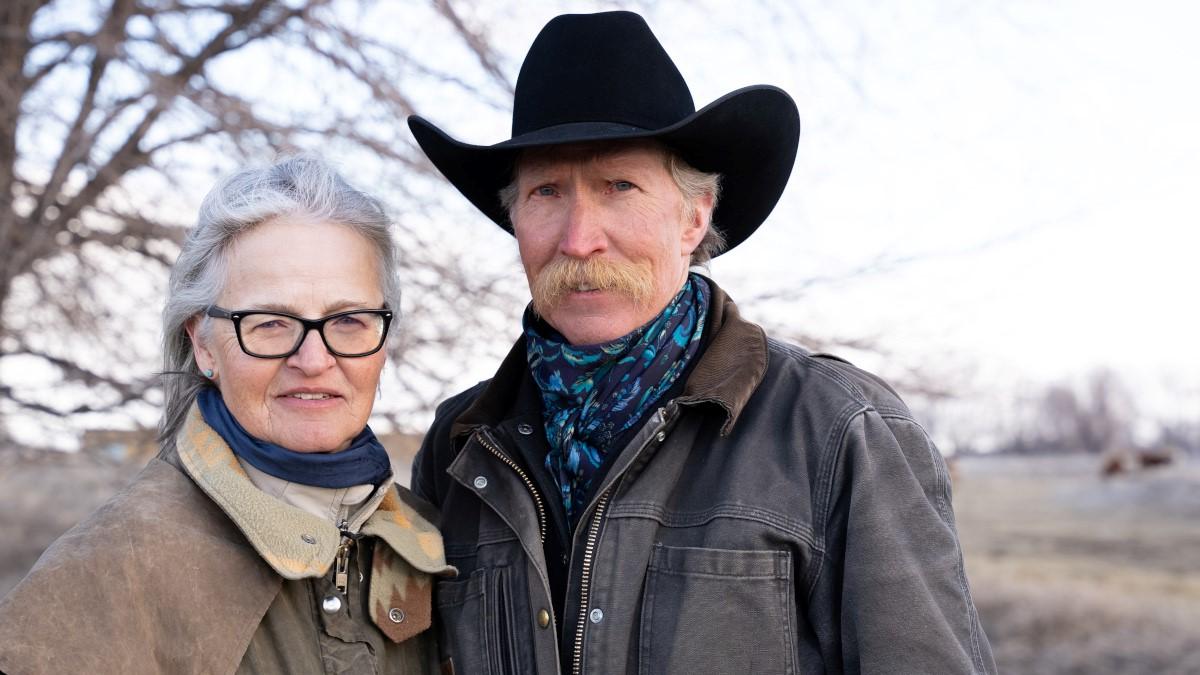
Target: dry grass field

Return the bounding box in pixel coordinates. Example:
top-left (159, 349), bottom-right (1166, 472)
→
top-left (3, 448), bottom-right (1198, 673)
top-left (954, 454), bottom-right (1200, 674)
top-left (0, 448), bottom-right (133, 596)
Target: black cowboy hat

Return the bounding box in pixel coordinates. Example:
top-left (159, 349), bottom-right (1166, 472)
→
top-left (408, 10), bottom-right (800, 255)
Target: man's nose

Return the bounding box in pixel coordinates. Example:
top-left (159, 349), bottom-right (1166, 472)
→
top-left (558, 191), bottom-right (608, 259)
top-left (287, 328), bottom-right (336, 374)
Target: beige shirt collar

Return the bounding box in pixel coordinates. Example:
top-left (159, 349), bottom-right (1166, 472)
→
top-left (239, 459), bottom-right (381, 531)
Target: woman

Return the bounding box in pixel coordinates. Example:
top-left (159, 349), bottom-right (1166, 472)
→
top-left (0, 156), bottom-right (452, 674)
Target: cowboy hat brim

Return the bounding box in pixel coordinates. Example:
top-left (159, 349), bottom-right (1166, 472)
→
top-left (408, 84), bottom-right (799, 255)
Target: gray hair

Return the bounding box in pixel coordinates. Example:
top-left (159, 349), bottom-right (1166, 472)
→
top-left (158, 155), bottom-right (400, 449)
top-left (497, 143), bottom-right (724, 263)
top-left (666, 153), bottom-right (724, 264)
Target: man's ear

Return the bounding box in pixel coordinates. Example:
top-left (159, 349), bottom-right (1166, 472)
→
top-left (185, 316), bottom-right (216, 375)
top-left (681, 192), bottom-right (714, 255)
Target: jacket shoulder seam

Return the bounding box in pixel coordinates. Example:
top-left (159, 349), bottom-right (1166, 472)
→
top-left (766, 338), bottom-right (875, 407)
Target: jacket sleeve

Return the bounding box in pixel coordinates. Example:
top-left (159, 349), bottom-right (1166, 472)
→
top-left (815, 407), bottom-right (997, 674)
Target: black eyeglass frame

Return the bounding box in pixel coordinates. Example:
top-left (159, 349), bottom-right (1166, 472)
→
top-left (205, 306), bottom-right (393, 359)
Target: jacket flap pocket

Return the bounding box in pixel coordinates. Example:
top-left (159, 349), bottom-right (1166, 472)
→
top-left (640, 545), bottom-right (797, 675)
top-left (648, 544), bottom-right (790, 578)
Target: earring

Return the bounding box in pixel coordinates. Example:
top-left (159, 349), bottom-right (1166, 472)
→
top-left (203, 369), bottom-right (214, 378)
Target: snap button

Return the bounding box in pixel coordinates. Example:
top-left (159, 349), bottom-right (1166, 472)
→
top-left (388, 608), bottom-right (406, 623)
top-left (301, 534), bottom-right (317, 545)
top-left (655, 431), bottom-right (666, 442)
top-left (537, 608), bottom-right (551, 628)
top-left (473, 476), bottom-right (488, 489)
top-left (321, 595), bottom-right (342, 614)
top-left (589, 608), bottom-right (604, 624)
top-left (517, 423), bottom-right (534, 435)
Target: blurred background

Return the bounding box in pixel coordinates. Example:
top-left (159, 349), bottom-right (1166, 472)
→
top-left (1, 1), bottom-right (1197, 671)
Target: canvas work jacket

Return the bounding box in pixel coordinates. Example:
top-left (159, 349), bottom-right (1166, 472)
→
top-left (0, 406), bottom-right (454, 675)
top-left (414, 280), bottom-right (997, 674)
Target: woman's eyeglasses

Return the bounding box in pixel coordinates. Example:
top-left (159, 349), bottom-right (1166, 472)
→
top-left (205, 306), bottom-right (393, 358)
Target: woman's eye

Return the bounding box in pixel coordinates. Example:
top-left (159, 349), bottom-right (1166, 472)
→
top-left (535, 185), bottom-right (556, 197)
top-left (247, 319), bottom-right (287, 333)
top-left (612, 180), bottom-right (634, 192)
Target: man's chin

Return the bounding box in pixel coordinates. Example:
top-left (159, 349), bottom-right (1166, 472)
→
top-left (544, 303), bottom-right (657, 345)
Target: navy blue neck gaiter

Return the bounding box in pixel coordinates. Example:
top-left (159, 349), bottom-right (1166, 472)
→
top-left (196, 387), bottom-right (391, 489)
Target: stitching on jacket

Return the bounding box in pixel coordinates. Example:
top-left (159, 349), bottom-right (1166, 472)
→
top-left (944, 476), bottom-right (985, 672)
top-left (891, 417), bottom-right (985, 671)
top-left (767, 339), bottom-right (869, 404)
top-left (807, 403), bottom-right (863, 601)
top-left (960, 549), bottom-right (986, 673)
top-left (767, 340), bottom-right (918, 424)
top-left (606, 503), bottom-right (818, 550)
top-left (443, 527), bottom-right (519, 559)
top-left (880, 415), bottom-right (948, 519)
top-left (876, 416), bottom-right (985, 671)
top-left (875, 405), bottom-right (917, 421)
top-left (477, 527), bottom-right (520, 547)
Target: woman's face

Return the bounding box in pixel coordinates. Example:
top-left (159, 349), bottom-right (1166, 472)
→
top-left (188, 216), bottom-right (388, 453)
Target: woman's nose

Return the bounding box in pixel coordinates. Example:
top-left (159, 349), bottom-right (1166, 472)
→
top-left (287, 328), bottom-right (336, 374)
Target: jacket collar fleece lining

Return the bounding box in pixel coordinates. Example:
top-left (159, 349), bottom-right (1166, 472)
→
top-left (451, 280), bottom-right (769, 439)
top-left (176, 406), bottom-right (456, 642)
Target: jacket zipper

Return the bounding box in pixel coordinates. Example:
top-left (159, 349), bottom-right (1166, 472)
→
top-left (571, 490), bottom-right (611, 675)
top-left (334, 518), bottom-right (354, 595)
top-left (571, 405), bottom-right (677, 675)
top-left (476, 429), bottom-right (548, 544)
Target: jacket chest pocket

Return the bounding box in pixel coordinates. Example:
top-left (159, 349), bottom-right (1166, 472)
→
top-left (434, 566), bottom-right (530, 675)
top-left (638, 545), bottom-right (799, 675)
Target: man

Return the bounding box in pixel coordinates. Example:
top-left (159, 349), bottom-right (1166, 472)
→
top-left (410, 11), bottom-right (996, 674)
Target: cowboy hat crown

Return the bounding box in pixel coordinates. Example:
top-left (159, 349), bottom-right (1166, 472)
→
top-left (408, 10), bottom-right (800, 254)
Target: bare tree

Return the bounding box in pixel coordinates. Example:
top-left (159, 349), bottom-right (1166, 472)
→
top-left (0, 0), bottom-right (525, 442)
top-left (987, 370), bottom-right (1138, 455)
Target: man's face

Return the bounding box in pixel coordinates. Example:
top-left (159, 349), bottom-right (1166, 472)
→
top-left (509, 142), bottom-right (711, 345)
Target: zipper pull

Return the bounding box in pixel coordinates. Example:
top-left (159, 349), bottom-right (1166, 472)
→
top-left (334, 520), bottom-right (356, 595)
top-left (322, 521), bottom-right (357, 615)
top-left (334, 536), bottom-right (353, 594)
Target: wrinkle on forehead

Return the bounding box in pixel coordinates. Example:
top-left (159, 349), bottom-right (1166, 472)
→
top-left (218, 217), bottom-right (384, 313)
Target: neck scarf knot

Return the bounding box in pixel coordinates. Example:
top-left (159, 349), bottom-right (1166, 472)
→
top-left (197, 387), bottom-right (392, 489)
top-left (525, 273), bottom-right (710, 524)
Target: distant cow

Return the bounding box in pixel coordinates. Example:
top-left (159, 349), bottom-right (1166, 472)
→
top-left (1138, 447), bottom-right (1176, 469)
top-left (1101, 447), bottom-right (1178, 477)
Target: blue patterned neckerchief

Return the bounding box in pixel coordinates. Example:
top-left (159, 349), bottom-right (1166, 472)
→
top-left (525, 273), bottom-right (710, 525)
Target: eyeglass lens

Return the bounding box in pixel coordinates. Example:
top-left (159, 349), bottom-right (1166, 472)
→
top-left (239, 312), bottom-right (386, 356)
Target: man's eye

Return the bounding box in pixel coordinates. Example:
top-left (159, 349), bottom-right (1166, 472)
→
top-left (535, 185), bottom-right (556, 196)
top-left (612, 180), bottom-right (634, 192)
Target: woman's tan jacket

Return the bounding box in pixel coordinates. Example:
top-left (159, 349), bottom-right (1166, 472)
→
top-left (0, 407), bottom-right (454, 674)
